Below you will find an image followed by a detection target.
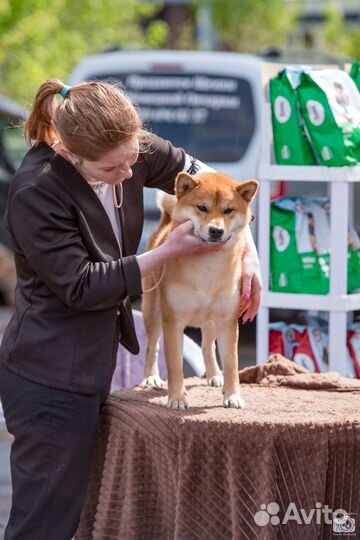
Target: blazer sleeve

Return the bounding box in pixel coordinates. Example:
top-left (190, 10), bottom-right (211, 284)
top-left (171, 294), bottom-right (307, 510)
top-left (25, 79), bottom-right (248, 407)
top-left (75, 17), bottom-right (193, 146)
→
top-left (7, 184), bottom-right (142, 311)
top-left (143, 134), bottom-right (186, 194)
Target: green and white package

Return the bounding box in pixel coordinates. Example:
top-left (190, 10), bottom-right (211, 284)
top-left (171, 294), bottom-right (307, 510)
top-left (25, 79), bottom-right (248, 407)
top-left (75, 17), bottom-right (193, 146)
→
top-left (270, 196), bottom-right (360, 294)
top-left (270, 68), bottom-right (316, 165)
top-left (349, 61), bottom-right (360, 92)
top-left (348, 230), bottom-right (360, 293)
top-left (297, 69), bottom-right (360, 166)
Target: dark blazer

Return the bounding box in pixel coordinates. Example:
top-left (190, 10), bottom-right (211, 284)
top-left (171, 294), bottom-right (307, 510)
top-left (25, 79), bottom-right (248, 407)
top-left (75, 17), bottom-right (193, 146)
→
top-left (0, 135), bottom-right (185, 394)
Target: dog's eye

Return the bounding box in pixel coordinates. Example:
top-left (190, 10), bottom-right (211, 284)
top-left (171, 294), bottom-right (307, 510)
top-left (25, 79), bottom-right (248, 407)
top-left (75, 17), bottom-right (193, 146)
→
top-left (197, 205), bottom-right (208, 213)
top-left (224, 208), bottom-right (233, 215)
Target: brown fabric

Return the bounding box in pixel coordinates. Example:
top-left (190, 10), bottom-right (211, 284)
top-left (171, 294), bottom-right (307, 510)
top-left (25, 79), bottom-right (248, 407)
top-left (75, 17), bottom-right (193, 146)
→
top-left (240, 354), bottom-right (360, 391)
top-left (76, 374), bottom-right (360, 540)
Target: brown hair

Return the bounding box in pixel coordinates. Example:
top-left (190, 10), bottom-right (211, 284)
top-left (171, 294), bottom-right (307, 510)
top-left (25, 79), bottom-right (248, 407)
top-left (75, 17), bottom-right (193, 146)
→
top-left (24, 79), bottom-right (145, 160)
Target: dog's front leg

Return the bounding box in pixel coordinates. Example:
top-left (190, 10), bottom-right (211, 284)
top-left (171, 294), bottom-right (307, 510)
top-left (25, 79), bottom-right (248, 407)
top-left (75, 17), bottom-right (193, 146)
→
top-left (142, 290), bottom-right (164, 387)
top-left (163, 319), bottom-right (188, 410)
top-left (201, 321), bottom-right (224, 387)
top-left (217, 319), bottom-right (245, 409)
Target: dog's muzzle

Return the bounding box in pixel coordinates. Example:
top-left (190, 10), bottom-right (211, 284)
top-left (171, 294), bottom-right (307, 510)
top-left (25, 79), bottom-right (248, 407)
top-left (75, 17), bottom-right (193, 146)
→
top-left (207, 226), bottom-right (224, 242)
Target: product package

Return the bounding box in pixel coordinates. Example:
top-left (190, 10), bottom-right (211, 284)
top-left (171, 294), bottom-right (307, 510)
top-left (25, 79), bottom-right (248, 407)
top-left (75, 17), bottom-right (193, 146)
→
top-left (292, 320), bottom-right (329, 373)
top-left (269, 68), bottom-right (316, 165)
top-left (349, 61), bottom-right (360, 92)
top-left (270, 196), bottom-right (360, 294)
top-left (297, 69), bottom-right (360, 166)
top-left (269, 321), bottom-right (328, 373)
top-left (269, 317), bottom-right (359, 377)
top-left (268, 321), bottom-right (287, 356)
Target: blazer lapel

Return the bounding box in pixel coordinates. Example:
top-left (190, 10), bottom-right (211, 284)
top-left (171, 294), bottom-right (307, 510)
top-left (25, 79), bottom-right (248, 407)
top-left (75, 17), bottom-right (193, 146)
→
top-left (50, 149), bottom-right (121, 259)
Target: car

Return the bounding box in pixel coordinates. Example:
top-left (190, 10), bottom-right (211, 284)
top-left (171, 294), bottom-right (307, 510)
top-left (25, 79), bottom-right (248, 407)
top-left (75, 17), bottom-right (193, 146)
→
top-left (0, 97), bottom-right (28, 305)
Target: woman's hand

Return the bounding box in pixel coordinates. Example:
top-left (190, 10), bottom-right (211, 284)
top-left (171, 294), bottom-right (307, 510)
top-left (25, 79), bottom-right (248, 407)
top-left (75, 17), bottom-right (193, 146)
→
top-left (137, 220), bottom-right (222, 278)
top-left (163, 220), bottom-right (223, 257)
top-left (238, 226), bottom-right (262, 324)
top-left (238, 254), bottom-right (262, 323)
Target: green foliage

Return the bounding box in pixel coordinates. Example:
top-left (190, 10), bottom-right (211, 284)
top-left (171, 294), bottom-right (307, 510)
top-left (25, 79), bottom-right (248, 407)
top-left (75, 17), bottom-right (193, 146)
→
top-left (197, 0), bottom-right (299, 53)
top-left (324, 7), bottom-right (360, 61)
top-left (0, 0), bottom-right (168, 105)
top-left (5, 0), bottom-right (357, 109)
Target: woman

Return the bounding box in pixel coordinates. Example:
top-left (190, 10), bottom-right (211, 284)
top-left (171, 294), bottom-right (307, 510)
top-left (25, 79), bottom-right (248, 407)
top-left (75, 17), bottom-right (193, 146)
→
top-left (0, 79), bottom-right (261, 540)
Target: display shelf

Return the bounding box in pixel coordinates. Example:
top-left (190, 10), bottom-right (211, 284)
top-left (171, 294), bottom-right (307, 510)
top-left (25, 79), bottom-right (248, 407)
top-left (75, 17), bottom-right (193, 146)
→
top-left (262, 291), bottom-right (360, 311)
top-left (256, 103), bottom-right (360, 376)
top-left (258, 163), bottom-right (360, 182)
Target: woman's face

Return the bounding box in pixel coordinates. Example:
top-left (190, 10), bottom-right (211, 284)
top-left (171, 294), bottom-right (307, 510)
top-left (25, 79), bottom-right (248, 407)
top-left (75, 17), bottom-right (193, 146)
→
top-left (76, 137), bottom-right (139, 185)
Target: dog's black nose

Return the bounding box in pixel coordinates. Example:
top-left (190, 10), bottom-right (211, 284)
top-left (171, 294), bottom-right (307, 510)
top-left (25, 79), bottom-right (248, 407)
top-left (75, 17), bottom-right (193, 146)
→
top-left (208, 226), bottom-right (224, 240)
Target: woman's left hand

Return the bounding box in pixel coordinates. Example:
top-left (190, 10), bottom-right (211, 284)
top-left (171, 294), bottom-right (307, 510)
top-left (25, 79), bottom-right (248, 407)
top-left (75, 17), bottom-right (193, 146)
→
top-left (238, 250), bottom-right (262, 324)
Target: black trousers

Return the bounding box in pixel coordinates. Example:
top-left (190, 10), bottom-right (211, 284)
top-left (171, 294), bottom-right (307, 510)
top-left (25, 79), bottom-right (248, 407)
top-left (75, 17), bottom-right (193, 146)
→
top-left (0, 364), bottom-right (110, 540)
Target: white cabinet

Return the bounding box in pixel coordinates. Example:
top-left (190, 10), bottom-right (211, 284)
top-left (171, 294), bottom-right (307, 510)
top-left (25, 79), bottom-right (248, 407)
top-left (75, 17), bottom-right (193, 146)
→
top-left (256, 106), bottom-right (360, 375)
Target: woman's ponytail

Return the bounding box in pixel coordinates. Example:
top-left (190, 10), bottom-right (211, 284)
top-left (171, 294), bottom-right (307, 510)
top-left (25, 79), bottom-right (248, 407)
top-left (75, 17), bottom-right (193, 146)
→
top-left (24, 78), bottom-right (143, 160)
top-left (24, 79), bottom-right (64, 146)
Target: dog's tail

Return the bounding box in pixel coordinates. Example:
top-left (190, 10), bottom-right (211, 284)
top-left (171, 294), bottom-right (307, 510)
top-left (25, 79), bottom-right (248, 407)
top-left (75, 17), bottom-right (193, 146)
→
top-left (157, 191), bottom-right (176, 228)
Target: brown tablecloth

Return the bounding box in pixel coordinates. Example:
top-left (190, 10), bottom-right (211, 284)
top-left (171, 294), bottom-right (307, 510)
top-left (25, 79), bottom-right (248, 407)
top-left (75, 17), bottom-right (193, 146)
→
top-left (76, 373), bottom-right (360, 540)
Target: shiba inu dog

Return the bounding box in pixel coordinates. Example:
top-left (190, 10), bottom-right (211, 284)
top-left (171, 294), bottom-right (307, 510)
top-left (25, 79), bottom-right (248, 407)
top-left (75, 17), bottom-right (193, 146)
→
top-left (142, 172), bottom-right (258, 409)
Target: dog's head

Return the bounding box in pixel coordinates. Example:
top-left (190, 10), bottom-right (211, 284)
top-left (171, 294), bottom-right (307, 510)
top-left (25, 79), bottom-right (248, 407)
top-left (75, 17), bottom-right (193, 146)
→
top-left (173, 172), bottom-right (258, 245)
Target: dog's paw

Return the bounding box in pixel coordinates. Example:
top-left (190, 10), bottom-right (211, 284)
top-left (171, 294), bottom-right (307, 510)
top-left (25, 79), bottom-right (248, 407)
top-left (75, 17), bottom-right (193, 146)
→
top-left (142, 375), bottom-right (165, 388)
top-left (207, 374), bottom-right (224, 387)
top-left (223, 393), bottom-right (246, 409)
top-left (166, 396), bottom-right (189, 410)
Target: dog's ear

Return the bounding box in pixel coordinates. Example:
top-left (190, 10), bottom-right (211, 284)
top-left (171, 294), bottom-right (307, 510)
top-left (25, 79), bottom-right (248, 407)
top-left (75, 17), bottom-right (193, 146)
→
top-left (236, 180), bottom-right (259, 204)
top-left (175, 172), bottom-right (200, 199)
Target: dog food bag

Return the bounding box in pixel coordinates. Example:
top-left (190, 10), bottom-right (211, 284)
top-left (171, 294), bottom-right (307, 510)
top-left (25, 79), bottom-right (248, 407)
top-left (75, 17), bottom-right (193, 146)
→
top-left (349, 62), bottom-right (360, 92)
top-left (269, 322), bottom-right (287, 356)
top-left (271, 196), bottom-right (360, 294)
top-left (348, 226), bottom-right (360, 293)
top-left (283, 323), bottom-right (308, 361)
top-left (305, 315), bottom-right (360, 377)
top-left (292, 320), bottom-right (329, 373)
top-left (270, 197), bottom-right (330, 294)
top-left (269, 319), bottom-right (328, 372)
top-left (270, 318), bottom-right (359, 377)
top-left (297, 69), bottom-right (360, 166)
top-left (269, 68), bottom-right (316, 165)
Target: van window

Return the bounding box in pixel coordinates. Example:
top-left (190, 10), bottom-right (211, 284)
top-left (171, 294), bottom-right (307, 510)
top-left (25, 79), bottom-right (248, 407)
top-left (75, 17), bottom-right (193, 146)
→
top-left (95, 73), bottom-right (256, 163)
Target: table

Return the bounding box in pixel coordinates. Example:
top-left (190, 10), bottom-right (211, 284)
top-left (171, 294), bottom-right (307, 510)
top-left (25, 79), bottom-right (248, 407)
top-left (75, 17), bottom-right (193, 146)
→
top-left (75, 377), bottom-right (360, 540)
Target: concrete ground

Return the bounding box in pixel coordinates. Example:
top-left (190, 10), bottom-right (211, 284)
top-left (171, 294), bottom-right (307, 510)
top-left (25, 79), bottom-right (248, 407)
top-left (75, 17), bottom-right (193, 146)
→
top-left (0, 309), bottom-right (256, 539)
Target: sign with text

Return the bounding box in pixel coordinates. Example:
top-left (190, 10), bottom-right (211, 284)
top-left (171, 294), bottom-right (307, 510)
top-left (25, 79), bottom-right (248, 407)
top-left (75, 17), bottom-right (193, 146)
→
top-left (104, 72), bottom-right (256, 163)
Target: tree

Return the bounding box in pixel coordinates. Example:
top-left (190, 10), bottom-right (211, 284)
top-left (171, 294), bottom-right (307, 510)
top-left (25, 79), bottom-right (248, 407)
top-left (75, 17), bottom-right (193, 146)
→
top-left (0, 0), bottom-right (168, 104)
top-left (199, 0), bottom-right (299, 53)
top-left (323, 7), bottom-right (360, 62)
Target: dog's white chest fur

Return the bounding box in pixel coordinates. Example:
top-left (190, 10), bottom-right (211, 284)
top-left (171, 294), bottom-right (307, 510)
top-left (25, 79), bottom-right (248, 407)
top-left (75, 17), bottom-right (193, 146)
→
top-left (162, 247), bottom-right (242, 328)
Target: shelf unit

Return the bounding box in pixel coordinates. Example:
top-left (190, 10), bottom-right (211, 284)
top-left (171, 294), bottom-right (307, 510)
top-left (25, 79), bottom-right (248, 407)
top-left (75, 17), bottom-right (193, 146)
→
top-left (256, 105), bottom-right (360, 375)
